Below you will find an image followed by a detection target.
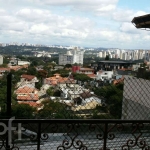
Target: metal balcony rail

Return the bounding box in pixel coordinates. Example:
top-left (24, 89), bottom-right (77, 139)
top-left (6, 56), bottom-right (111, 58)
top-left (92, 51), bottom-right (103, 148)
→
top-left (1, 119), bottom-right (150, 150)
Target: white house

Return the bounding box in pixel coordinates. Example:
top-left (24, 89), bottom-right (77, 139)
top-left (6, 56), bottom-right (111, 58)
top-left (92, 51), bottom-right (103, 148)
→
top-left (96, 70), bottom-right (113, 81)
top-left (17, 74), bottom-right (39, 87)
top-left (0, 68), bottom-right (10, 76)
top-left (18, 60), bottom-right (30, 66)
top-left (79, 92), bottom-right (101, 105)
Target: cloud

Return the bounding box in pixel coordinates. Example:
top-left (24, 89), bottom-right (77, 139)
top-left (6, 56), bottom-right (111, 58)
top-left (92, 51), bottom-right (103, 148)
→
top-left (120, 22), bottom-right (140, 34)
top-left (16, 8), bottom-right (52, 22)
top-left (0, 0), bottom-right (150, 48)
top-left (31, 0), bottom-right (119, 15)
top-left (112, 9), bottom-right (147, 22)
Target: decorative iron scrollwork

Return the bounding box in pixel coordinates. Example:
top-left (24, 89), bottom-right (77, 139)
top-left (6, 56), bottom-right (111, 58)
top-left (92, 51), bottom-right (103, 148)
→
top-left (41, 133), bottom-right (49, 140)
top-left (57, 123), bottom-right (87, 149)
top-left (122, 123), bottom-right (148, 149)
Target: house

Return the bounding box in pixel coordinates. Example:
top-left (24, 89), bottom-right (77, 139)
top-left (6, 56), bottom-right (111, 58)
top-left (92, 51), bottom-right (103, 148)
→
top-left (35, 65), bottom-right (44, 71)
top-left (72, 66), bottom-right (94, 74)
top-left (79, 92), bottom-right (101, 105)
top-left (117, 68), bottom-right (133, 75)
top-left (44, 74), bottom-right (75, 86)
top-left (9, 65), bottom-right (22, 71)
top-left (0, 68), bottom-right (10, 76)
top-left (17, 60), bottom-right (30, 66)
top-left (96, 70), bottom-right (113, 81)
top-left (72, 66), bottom-right (96, 79)
top-left (9, 65), bottom-right (29, 71)
top-left (17, 74), bottom-right (39, 87)
top-left (16, 86), bottom-right (39, 102)
top-left (59, 83), bottom-right (88, 101)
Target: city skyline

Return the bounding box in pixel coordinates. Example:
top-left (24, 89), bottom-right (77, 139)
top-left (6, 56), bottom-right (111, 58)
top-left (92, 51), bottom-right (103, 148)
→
top-left (0, 0), bottom-right (150, 49)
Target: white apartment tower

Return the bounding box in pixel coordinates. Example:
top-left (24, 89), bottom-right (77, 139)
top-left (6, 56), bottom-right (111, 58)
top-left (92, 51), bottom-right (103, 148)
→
top-left (0, 55), bottom-right (3, 65)
top-left (59, 47), bottom-right (84, 65)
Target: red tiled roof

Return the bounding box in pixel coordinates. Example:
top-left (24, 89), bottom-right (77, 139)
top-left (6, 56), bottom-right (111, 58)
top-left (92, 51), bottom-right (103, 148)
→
top-left (9, 66), bottom-right (22, 71)
top-left (17, 93), bottom-right (38, 101)
top-left (16, 86), bottom-right (38, 94)
top-left (87, 74), bottom-right (96, 78)
top-left (118, 68), bottom-right (132, 71)
top-left (0, 68), bottom-right (10, 72)
top-left (45, 75), bottom-right (75, 85)
top-left (113, 77), bottom-right (124, 85)
top-left (21, 74), bottom-right (36, 80)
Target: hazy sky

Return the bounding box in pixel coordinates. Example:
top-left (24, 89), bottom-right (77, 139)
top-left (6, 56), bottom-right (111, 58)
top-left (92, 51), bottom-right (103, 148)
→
top-left (0, 0), bottom-right (150, 49)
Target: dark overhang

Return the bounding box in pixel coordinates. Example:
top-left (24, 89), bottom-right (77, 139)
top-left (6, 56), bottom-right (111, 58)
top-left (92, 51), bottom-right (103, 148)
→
top-left (98, 61), bottom-right (134, 64)
top-left (132, 14), bottom-right (150, 29)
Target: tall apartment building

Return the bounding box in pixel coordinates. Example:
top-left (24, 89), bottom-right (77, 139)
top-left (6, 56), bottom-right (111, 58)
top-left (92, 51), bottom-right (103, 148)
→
top-left (59, 47), bottom-right (84, 65)
top-left (0, 55), bottom-right (3, 65)
top-left (144, 50), bottom-right (150, 61)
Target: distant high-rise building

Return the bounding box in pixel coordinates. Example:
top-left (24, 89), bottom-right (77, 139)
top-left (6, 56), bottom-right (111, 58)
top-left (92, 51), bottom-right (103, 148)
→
top-left (59, 47), bottom-right (84, 65)
top-left (102, 51), bottom-right (107, 58)
top-left (98, 52), bottom-right (103, 58)
top-left (144, 50), bottom-right (150, 62)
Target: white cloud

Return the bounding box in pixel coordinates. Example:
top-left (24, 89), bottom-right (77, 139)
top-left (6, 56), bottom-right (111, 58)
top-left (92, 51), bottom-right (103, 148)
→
top-left (113, 9), bottom-right (147, 22)
top-left (16, 8), bottom-right (52, 22)
top-left (0, 0), bottom-right (150, 48)
top-left (31, 0), bottom-right (119, 15)
top-left (120, 22), bottom-right (140, 34)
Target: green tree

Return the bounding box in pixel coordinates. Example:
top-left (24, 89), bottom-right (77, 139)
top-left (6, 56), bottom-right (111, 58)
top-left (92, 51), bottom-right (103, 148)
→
top-left (65, 64), bottom-right (72, 68)
top-left (72, 73), bottom-right (92, 82)
top-left (105, 55), bottom-right (109, 60)
top-left (93, 83), bottom-right (123, 119)
top-left (27, 66), bottom-right (37, 75)
top-left (37, 100), bottom-right (77, 119)
top-left (46, 87), bottom-right (54, 96)
top-left (11, 103), bottom-right (36, 119)
top-left (51, 69), bottom-right (70, 77)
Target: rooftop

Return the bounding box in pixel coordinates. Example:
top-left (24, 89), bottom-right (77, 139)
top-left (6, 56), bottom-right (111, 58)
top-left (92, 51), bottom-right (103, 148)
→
top-left (21, 74), bottom-right (36, 80)
top-left (99, 61), bottom-right (133, 64)
top-left (132, 14), bottom-right (150, 28)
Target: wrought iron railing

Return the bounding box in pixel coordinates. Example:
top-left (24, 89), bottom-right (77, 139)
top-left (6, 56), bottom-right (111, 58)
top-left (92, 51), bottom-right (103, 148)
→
top-left (1, 119), bottom-right (150, 150)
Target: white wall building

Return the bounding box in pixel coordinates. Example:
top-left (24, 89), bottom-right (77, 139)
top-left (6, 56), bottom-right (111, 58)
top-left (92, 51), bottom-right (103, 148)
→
top-left (18, 61), bottom-right (30, 66)
top-left (59, 47), bottom-right (84, 65)
top-left (0, 55), bottom-right (3, 65)
top-left (96, 70), bottom-right (113, 81)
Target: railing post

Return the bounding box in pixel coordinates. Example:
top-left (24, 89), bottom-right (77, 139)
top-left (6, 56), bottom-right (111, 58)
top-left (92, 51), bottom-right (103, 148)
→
top-left (6, 73), bottom-right (12, 150)
top-left (7, 72), bottom-right (12, 117)
top-left (103, 122), bottom-right (108, 150)
top-left (37, 122), bottom-right (41, 150)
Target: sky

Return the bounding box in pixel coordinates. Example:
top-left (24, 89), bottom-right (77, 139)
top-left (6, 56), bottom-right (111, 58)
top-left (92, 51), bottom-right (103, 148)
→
top-left (0, 0), bottom-right (150, 49)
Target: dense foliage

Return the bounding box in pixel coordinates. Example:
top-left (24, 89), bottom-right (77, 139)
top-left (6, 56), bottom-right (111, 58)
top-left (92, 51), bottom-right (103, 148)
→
top-left (93, 83), bottom-right (123, 119)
